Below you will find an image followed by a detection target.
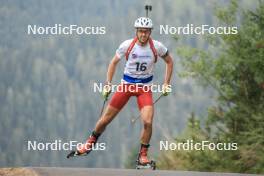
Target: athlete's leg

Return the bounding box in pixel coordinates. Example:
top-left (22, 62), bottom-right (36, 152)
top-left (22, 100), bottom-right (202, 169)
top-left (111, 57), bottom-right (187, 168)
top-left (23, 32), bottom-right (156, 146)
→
top-left (137, 90), bottom-right (153, 144)
top-left (77, 85), bottom-right (131, 154)
top-left (95, 85), bottom-right (131, 133)
top-left (94, 105), bottom-right (120, 133)
top-left (139, 105), bottom-right (154, 144)
top-left (137, 90), bottom-right (154, 164)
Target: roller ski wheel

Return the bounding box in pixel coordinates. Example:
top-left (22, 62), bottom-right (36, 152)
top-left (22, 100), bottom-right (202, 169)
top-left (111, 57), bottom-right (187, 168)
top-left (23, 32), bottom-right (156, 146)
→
top-left (136, 160), bottom-right (156, 170)
top-left (66, 150), bottom-right (90, 158)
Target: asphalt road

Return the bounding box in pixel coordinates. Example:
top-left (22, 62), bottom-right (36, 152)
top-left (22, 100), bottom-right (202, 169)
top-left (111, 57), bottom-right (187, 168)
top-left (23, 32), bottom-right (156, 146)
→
top-left (27, 167), bottom-right (262, 176)
top-left (0, 167), bottom-right (262, 176)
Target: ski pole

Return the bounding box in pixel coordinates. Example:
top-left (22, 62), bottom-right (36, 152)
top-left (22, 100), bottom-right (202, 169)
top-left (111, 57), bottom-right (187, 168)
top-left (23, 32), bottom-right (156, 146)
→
top-left (131, 94), bottom-right (164, 124)
top-left (100, 84), bottom-right (111, 117)
top-left (99, 97), bottom-right (108, 117)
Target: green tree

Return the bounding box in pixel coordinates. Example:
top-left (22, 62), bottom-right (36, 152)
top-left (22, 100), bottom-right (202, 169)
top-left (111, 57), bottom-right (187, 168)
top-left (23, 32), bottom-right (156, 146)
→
top-left (159, 0), bottom-right (264, 174)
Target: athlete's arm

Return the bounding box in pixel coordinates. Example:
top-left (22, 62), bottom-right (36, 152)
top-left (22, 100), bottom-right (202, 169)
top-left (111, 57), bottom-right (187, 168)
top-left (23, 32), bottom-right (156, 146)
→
top-left (162, 53), bottom-right (173, 85)
top-left (106, 54), bottom-right (120, 83)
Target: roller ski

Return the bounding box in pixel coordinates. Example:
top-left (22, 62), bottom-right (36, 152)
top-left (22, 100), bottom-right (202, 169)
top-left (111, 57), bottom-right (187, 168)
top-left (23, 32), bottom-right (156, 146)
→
top-left (67, 133), bottom-right (98, 159)
top-left (136, 159), bottom-right (156, 170)
top-left (135, 144), bottom-right (156, 170)
top-left (66, 150), bottom-right (86, 158)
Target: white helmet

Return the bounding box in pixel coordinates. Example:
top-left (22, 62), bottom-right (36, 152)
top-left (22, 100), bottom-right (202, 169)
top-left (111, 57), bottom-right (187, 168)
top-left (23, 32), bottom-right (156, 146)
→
top-left (134, 17), bottom-right (153, 29)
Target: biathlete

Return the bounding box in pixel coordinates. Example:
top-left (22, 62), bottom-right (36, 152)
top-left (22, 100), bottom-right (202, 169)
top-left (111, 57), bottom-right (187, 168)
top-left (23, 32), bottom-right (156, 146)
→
top-left (69, 16), bottom-right (173, 167)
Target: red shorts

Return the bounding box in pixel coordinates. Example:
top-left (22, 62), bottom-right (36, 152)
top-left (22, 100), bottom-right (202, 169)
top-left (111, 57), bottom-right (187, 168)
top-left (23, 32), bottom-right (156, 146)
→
top-left (109, 84), bottom-right (153, 110)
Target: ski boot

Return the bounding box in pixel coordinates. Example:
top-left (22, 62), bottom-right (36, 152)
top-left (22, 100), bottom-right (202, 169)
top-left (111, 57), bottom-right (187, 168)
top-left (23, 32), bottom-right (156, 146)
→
top-left (136, 144), bottom-right (156, 170)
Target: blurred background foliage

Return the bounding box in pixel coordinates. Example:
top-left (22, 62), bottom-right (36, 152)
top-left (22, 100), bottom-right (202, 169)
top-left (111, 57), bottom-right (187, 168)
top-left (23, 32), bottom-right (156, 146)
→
top-left (0, 0), bottom-right (262, 174)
